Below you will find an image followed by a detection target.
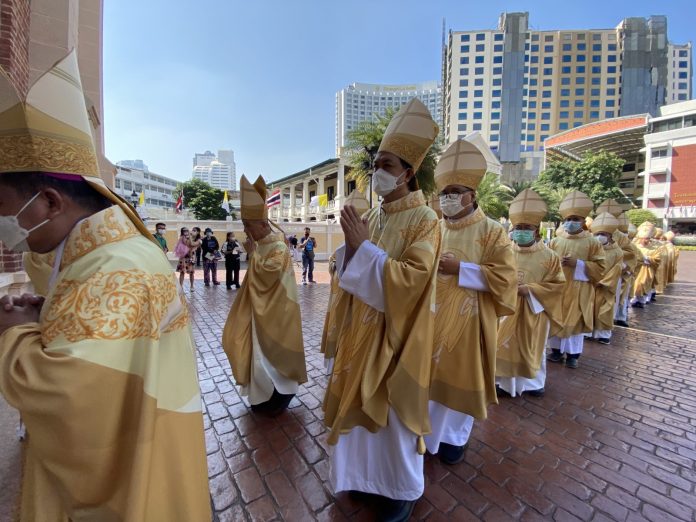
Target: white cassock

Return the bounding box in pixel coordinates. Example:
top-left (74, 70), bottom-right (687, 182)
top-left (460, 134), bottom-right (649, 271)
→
top-left (496, 292), bottom-right (549, 397)
top-left (328, 241), bottom-right (422, 500)
top-left (593, 274), bottom-right (623, 340)
top-left (424, 262), bottom-right (489, 454)
top-left (548, 260), bottom-right (590, 355)
top-left (240, 317), bottom-right (298, 405)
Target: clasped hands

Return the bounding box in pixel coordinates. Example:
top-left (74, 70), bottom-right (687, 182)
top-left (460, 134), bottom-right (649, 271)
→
top-left (561, 255), bottom-right (578, 268)
top-left (0, 294), bottom-right (44, 336)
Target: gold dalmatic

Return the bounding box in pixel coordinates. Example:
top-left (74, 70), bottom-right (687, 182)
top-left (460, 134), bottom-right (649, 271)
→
top-left (632, 239), bottom-right (662, 297)
top-left (497, 241), bottom-right (565, 379)
top-left (223, 234), bottom-right (307, 386)
top-left (550, 230), bottom-right (606, 337)
top-left (613, 230), bottom-right (640, 306)
top-left (0, 206), bottom-right (211, 521)
top-left (430, 207), bottom-right (517, 419)
top-left (594, 242), bottom-right (624, 331)
top-left (322, 190), bottom-right (440, 444)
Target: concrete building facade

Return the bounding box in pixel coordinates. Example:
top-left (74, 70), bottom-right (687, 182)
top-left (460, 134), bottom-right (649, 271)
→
top-left (335, 81), bottom-right (441, 155)
top-left (443, 12), bottom-right (692, 182)
top-left (192, 149), bottom-right (236, 190)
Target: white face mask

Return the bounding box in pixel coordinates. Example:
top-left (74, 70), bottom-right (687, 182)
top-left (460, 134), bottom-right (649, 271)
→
top-left (372, 168), bottom-right (406, 197)
top-left (439, 193), bottom-right (472, 218)
top-left (0, 192), bottom-right (50, 252)
top-left (596, 234), bottom-right (609, 245)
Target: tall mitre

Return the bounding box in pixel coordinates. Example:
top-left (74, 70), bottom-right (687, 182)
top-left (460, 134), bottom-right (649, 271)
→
top-left (636, 221), bottom-right (656, 239)
top-left (435, 132), bottom-right (501, 192)
top-left (617, 213), bottom-right (630, 233)
top-left (378, 98), bottom-right (439, 172)
top-left (596, 198), bottom-right (625, 218)
top-left (344, 189), bottom-right (370, 213)
top-left (590, 212), bottom-right (620, 234)
top-left (559, 190), bottom-right (594, 219)
top-left (0, 50), bottom-right (151, 239)
top-left (509, 188), bottom-right (547, 226)
top-left (240, 175), bottom-right (268, 220)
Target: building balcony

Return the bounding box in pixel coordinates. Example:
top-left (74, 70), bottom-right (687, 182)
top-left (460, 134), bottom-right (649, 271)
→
top-left (645, 182), bottom-right (667, 199)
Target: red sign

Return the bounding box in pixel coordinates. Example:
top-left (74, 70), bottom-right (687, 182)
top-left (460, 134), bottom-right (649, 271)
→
top-left (670, 144), bottom-right (696, 207)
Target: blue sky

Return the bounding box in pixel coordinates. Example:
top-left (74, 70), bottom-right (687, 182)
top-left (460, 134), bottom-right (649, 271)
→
top-left (103, 0), bottom-right (695, 185)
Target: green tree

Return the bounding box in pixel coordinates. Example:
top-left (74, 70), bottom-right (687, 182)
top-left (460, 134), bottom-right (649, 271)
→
top-left (176, 178), bottom-right (228, 220)
top-left (476, 172), bottom-right (514, 219)
top-left (509, 180), bottom-right (534, 197)
top-left (626, 208), bottom-right (658, 227)
top-left (344, 107), bottom-right (442, 197)
top-left (535, 151), bottom-right (630, 206)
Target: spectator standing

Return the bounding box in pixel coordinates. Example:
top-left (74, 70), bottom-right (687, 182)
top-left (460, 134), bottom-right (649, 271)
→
top-left (222, 232), bottom-right (242, 289)
top-left (300, 227), bottom-right (317, 284)
top-left (191, 226), bottom-right (203, 266)
top-left (153, 222), bottom-right (168, 253)
top-left (201, 227), bottom-right (221, 286)
top-left (175, 227), bottom-right (199, 291)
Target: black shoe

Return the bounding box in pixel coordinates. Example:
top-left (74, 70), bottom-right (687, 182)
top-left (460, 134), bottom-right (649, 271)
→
top-left (631, 302), bottom-right (644, 308)
top-left (650, 295), bottom-right (657, 302)
top-left (495, 385), bottom-right (511, 398)
top-left (310, 280), bottom-right (317, 284)
top-left (547, 350), bottom-right (563, 363)
top-left (438, 442), bottom-right (468, 465)
top-left (235, 285), bottom-right (241, 289)
top-left (586, 336), bottom-right (596, 342)
top-left (378, 498), bottom-right (417, 522)
top-left (614, 320), bottom-right (629, 327)
top-left (213, 281), bottom-right (221, 286)
top-left (250, 389), bottom-right (294, 417)
top-left (526, 387), bottom-right (545, 397)
top-left (204, 283), bottom-right (210, 287)
top-left (597, 338), bottom-right (611, 345)
top-left (566, 357), bottom-right (579, 369)
top-left (226, 286), bottom-right (232, 290)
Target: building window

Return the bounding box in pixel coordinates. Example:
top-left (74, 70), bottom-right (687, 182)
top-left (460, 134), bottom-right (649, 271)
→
top-left (115, 179), bottom-right (121, 188)
top-left (593, 33), bottom-right (602, 41)
top-left (574, 110), bottom-right (584, 118)
top-left (559, 122), bottom-right (569, 130)
top-left (492, 89), bottom-right (501, 97)
top-left (543, 68), bottom-right (553, 75)
top-left (459, 90), bottom-right (468, 97)
top-left (490, 134), bottom-right (499, 141)
top-left (590, 88), bottom-right (600, 96)
top-left (491, 112), bottom-right (500, 119)
top-left (590, 99), bottom-right (600, 107)
top-left (527, 123), bottom-right (536, 131)
top-left (575, 88), bottom-right (585, 96)
top-left (590, 111), bottom-right (599, 118)
top-left (492, 101), bottom-right (501, 109)
top-left (473, 123), bottom-right (482, 131)
top-left (607, 77), bottom-right (616, 85)
top-left (560, 100), bottom-right (569, 108)
top-left (458, 113), bottom-right (467, 120)
top-left (459, 79), bottom-right (468, 87)
top-left (531, 44), bottom-right (539, 52)
top-left (678, 49), bottom-right (688, 57)
top-left (475, 44), bottom-right (485, 52)
top-left (679, 71), bottom-right (689, 79)
top-left (530, 78), bottom-right (538, 86)
top-left (608, 55), bottom-right (617, 63)
top-left (542, 101), bottom-right (551, 109)
top-left (544, 56), bottom-right (553, 64)
top-left (494, 44), bottom-right (503, 52)
top-left (592, 55), bottom-right (601, 63)
top-left (494, 33), bottom-right (504, 41)
top-left (458, 123), bottom-right (467, 131)
top-left (491, 123), bottom-right (500, 130)
top-left (528, 112), bottom-right (536, 119)
top-left (605, 111), bottom-right (615, 118)
top-left (545, 35), bottom-right (553, 42)
top-left (532, 34), bottom-right (540, 41)
top-left (474, 101), bottom-right (483, 109)
top-left (576, 66), bottom-right (586, 73)
top-left (577, 43), bottom-right (586, 51)
top-left (475, 67), bottom-right (484, 74)
top-left (461, 45), bottom-right (470, 52)
top-left (528, 101), bottom-right (537, 108)
top-left (493, 78), bottom-right (502, 86)
top-left (476, 33), bottom-right (485, 41)
top-left (544, 45), bottom-right (554, 52)
top-left (577, 54), bottom-right (586, 62)
top-left (678, 93), bottom-right (688, 100)
top-left (541, 113), bottom-right (551, 120)
top-left (562, 66), bottom-right (571, 74)
top-left (592, 44), bottom-right (602, 51)
top-left (493, 56), bottom-right (503, 64)
top-left (561, 88), bottom-right (570, 96)
top-left (562, 55), bottom-right (572, 63)
top-left (493, 67), bottom-right (503, 75)
top-left (540, 123), bottom-right (550, 131)
top-left (458, 102), bottom-right (468, 109)
top-left (460, 57), bottom-right (469, 64)
top-left (542, 90), bottom-right (552, 98)
top-left (474, 78), bottom-right (484, 86)
top-left (530, 67), bottom-right (538, 75)
top-left (574, 122), bottom-right (583, 128)
top-left (561, 77), bottom-right (570, 85)
top-left (474, 90), bottom-right (483, 97)
top-left (531, 55), bottom-right (539, 64)
top-left (606, 99), bottom-right (615, 107)
top-left (560, 111), bottom-right (569, 118)
top-left (592, 77), bottom-right (601, 85)
top-left (543, 79), bottom-right (552, 87)
top-left (123, 181), bottom-right (132, 191)
top-left (460, 68), bottom-right (469, 75)
top-left (576, 77), bottom-right (585, 84)
top-left (474, 55), bottom-right (484, 64)
top-left (563, 43), bottom-right (572, 51)
top-left (679, 61), bottom-right (688, 68)
top-left (651, 147), bottom-right (669, 158)
top-left (575, 100), bottom-right (584, 107)
top-left (606, 88), bottom-right (616, 95)
top-left (607, 66), bottom-right (617, 73)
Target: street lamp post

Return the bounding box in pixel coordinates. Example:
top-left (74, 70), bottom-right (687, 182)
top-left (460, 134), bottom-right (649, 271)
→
top-left (363, 145), bottom-right (378, 208)
top-left (130, 189), bottom-right (138, 209)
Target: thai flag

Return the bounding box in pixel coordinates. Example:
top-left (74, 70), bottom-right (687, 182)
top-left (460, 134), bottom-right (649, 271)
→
top-left (175, 192), bottom-right (184, 213)
top-left (266, 189), bottom-right (281, 208)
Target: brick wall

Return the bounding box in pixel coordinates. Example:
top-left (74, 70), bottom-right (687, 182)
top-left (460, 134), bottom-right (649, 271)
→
top-left (1, 0), bottom-right (30, 272)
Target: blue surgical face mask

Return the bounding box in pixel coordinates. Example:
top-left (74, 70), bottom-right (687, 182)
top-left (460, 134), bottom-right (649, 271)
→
top-left (564, 220), bottom-right (583, 233)
top-left (512, 229), bottom-right (535, 245)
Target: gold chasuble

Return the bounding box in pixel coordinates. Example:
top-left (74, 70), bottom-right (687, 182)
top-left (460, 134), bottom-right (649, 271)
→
top-left (322, 190), bottom-right (440, 445)
top-left (497, 241), bottom-right (565, 378)
top-left (0, 207), bottom-right (211, 521)
top-left (614, 213), bottom-right (640, 306)
top-left (590, 213), bottom-right (624, 332)
top-left (550, 230), bottom-right (605, 336)
top-left (222, 232), bottom-right (307, 386)
top-left (663, 231), bottom-right (678, 283)
top-left (430, 207), bottom-right (517, 419)
top-left (632, 222), bottom-right (661, 298)
top-left (653, 229), bottom-right (669, 294)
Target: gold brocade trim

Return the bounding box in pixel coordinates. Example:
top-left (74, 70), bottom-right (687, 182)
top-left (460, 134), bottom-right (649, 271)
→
top-left (443, 206), bottom-right (485, 230)
top-left (435, 170), bottom-right (484, 192)
top-left (381, 190), bottom-right (426, 214)
top-left (162, 289), bottom-right (190, 334)
top-left (513, 240), bottom-right (545, 254)
top-left (400, 219), bottom-right (439, 245)
top-left (603, 242), bottom-right (621, 253)
top-left (42, 269), bottom-right (179, 344)
top-left (0, 134), bottom-right (98, 176)
top-left (555, 229), bottom-right (591, 240)
top-left (62, 207), bottom-right (140, 267)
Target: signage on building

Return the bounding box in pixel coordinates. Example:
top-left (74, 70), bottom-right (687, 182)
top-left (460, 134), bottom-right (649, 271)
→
top-left (669, 144), bottom-right (696, 206)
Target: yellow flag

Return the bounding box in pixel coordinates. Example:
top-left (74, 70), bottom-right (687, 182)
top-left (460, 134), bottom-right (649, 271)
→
top-left (139, 191), bottom-right (145, 206)
top-left (221, 190), bottom-right (230, 212)
top-left (318, 194), bottom-right (328, 207)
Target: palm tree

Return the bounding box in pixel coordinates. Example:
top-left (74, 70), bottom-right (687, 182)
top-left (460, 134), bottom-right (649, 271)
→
top-left (509, 180), bottom-right (534, 197)
top-left (344, 107), bottom-right (441, 197)
top-left (476, 172), bottom-right (514, 219)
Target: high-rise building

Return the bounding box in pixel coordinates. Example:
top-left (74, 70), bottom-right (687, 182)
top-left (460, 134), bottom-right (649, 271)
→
top-left (191, 149), bottom-right (236, 190)
top-left (442, 12), bottom-right (693, 180)
top-left (335, 81), bottom-right (442, 155)
top-left (667, 43), bottom-right (693, 104)
top-left (114, 162), bottom-right (179, 209)
top-left (117, 159), bottom-right (149, 171)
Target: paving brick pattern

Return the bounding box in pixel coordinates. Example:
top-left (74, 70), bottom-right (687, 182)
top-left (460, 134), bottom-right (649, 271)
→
top-left (194, 251), bottom-right (696, 521)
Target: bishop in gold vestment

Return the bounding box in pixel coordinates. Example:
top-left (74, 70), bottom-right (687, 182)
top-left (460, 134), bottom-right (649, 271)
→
top-left (631, 222), bottom-right (662, 307)
top-left (663, 231), bottom-right (679, 283)
top-left (223, 175), bottom-right (306, 414)
top-left (425, 134), bottom-right (517, 465)
top-left (547, 191), bottom-right (605, 369)
top-left (588, 213), bottom-right (624, 344)
top-left (496, 189), bottom-right (565, 398)
top-left (0, 51), bottom-right (210, 521)
top-left (321, 99), bottom-right (440, 519)
top-left (612, 212), bottom-right (640, 327)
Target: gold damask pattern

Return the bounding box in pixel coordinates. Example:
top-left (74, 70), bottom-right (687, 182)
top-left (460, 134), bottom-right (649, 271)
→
top-left (443, 206), bottom-right (486, 230)
top-left (62, 208), bottom-right (139, 266)
top-left (162, 289), bottom-right (191, 334)
top-left (400, 218), bottom-right (440, 246)
top-left (381, 190), bottom-right (426, 214)
top-left (42, 270), bottom-right (178, 344)
top-left (0, 134), bottom-right (98, 176)
top-left (379, 136), bottom-right (427, 172)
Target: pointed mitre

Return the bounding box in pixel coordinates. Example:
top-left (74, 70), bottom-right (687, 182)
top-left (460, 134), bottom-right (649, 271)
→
top-left (596, 198), bottom-right (625, 218)
top-left (0, 50), bottom-right (151, 238)
top-left (344, 189), bottom-right (370, 213)
top-left (654, 227), bottom-right (664, 239)
top-left (508, 188), bottom-right (547, 226)
top-left (636, 221), bottom-right (655, 239)
top-left (664, 230), bottom-right (675, 241)
top-left (435, 132), bottom-right (501, 192)
top-left (378, 98), bottom-right (438, 172)
top-left (590, 212), bottom-right (619, 234)
top-left (240, 175), bottom-right (268, 220)
top-left (617, 212), bottom-right (630, 233)
top-left (559, 190), bottom-right (593, 219)
top-left (627, 223), bottom-right (637, 238)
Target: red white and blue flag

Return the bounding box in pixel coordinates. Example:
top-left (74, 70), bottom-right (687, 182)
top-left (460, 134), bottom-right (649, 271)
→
top-left (175, 192), bottom-right (184, 213)
top-left (266, 189), bottom-right (281, 208)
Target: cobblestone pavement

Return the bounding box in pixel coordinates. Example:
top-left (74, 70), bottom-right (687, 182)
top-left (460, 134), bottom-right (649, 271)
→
top-left (194, 252), bottom-right (696, 522)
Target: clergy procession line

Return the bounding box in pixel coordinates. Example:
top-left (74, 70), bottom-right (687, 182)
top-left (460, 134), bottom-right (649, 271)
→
top-left (0, 51), bottom-right (684, 522)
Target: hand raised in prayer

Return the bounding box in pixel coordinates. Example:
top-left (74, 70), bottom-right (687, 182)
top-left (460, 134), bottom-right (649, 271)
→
top-left (244, 237), bottom-right (255, 256)
top-left (517, 284), bottom-right (530, 296)
top-left (340, 205), bottom-right (369, 251)
top-left (0, 294), bottom-right (42, 335)
top-left (561, 255), bottom-right (577, 268)
top-left (438, 252), bottom-right (460, 275)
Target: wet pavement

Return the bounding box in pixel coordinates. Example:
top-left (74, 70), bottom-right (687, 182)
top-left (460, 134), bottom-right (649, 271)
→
top-left (1, 253), bottom-right (695, 521)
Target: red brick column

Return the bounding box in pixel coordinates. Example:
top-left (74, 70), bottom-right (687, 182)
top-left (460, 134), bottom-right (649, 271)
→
top-left (1, 0), bottom-right (30, 273)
